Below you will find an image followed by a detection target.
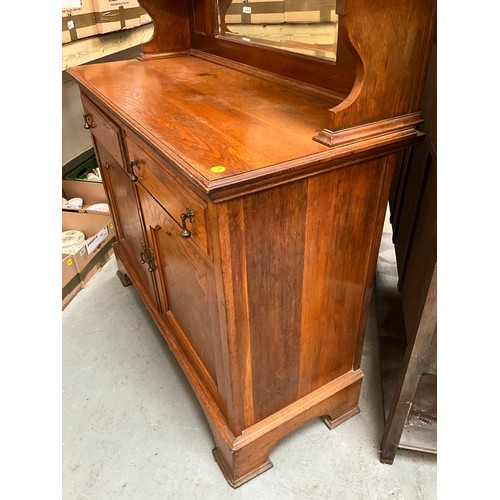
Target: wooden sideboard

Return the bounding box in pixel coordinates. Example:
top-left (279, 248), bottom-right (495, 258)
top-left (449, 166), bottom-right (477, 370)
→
top-left (68, 0), bottom-right (436, 487)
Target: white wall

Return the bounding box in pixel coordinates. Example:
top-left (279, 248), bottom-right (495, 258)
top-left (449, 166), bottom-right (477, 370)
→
top-left (62, 71), bottom-right (93, 166)
top-left (62, 45), bottom-right (142, 167)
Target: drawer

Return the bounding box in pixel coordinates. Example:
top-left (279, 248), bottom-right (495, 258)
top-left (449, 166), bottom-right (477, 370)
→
top-left (124, 130), bottom-right (210, 256)
top-left (81, 93), bottom-right (123, 167)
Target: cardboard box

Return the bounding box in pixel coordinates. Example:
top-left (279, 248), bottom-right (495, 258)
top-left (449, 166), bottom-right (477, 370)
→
top-left (225, 0), bottom-right (285, 25)
top-left (92, 0), bottom-right (152, 35)
top-left (62, 211), bottom-right (116, 273)
top-left (80, 246), bottom-right (115, 289)
top-left (62, 253), bottom-right (82, 310)
top-left (224, 0), bottom-right (336, 25)
top-left (62, 179), bottom-right (110, 215)
top-left (62, 0), bottom-right (98, 44)
top-left (284, 1), bottom-right (337, 24)
top-left (62, 211), bottom-right (116, 309)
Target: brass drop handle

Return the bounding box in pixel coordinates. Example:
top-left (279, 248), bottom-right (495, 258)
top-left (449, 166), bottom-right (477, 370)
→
top-left (139, 241), bottom-right (156, 271)
top-left (128, 160), bottom-right (140, 182)
top-left (83, 114), bottom-right (92, 129)
top-left (180, 208), bottom-right (194, 238)
top-left (139, 241), bottom-right (147, 264)
top-left (147, 249), bottom-right (156, 272)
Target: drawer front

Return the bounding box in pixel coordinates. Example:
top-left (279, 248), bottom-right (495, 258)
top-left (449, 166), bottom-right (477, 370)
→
top-left (124, 130), bottom-right (210, 256)
top-left (81, 93), bottom-right (123, 167)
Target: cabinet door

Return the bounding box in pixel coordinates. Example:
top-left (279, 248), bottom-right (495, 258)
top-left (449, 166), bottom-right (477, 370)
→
top-left (136, 183), bottom-right (221, 390)
top-left (96, 140), bottom-right (157, 305)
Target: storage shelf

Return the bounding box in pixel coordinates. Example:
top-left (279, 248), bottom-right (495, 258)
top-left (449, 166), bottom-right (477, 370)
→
top-left (62, 23), bottom-right (154, 71)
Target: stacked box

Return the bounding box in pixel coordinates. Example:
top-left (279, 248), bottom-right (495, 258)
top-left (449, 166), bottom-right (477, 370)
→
top-left (62, 0), bottom-right (152, 44)
top-left (225, 0), bottom-right (285, 25)
top-left (62, 253), bottom-right (82, 310)
top-left (62, 211), bottom-right (116, 309)
top-left (62, 178), bottom-right (116, 309)
top-left (224, 0), bottom-right (337, 25)
top-left (284, 0), bottom-right (337, 23)
top-left (93, 0), bottom-right (152, 35)
top-left (62, 0), bottom-right (98, 44)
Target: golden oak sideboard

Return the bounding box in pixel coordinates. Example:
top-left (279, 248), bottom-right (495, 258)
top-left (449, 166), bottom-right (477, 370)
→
top-left (68, 0), bottom-right (436, 487)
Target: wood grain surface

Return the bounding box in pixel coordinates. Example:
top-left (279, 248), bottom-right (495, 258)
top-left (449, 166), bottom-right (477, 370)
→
top-left (68, 0), bottom-right (437, 487)
top-left (70, 56), bottom-right (333, 180)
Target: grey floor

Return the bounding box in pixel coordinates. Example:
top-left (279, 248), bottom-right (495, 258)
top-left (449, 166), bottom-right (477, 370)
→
top-left (62, 240), bottom-right (437, 499)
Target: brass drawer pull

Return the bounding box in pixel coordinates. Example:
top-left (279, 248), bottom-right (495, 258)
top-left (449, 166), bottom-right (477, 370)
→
top-left (128, 160), bottom-right (140, 182)
top-left (83, 113), bottom-right (93, 129)
top-left (180, 208), bottom-right (194, 238)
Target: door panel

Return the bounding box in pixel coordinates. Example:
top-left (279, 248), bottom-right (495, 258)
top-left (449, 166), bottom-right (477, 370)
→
top-left (96, 141), bottom-right (157, 304)
top-left (137, 183), bottom-right (220, 387)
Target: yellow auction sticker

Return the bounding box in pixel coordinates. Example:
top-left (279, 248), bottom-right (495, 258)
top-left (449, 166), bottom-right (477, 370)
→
top-left (67, 259), bottom-right (73, 266)
top-left (109, 223), bottom-right (114, 229)
top-left (211, 166), bottom-right (226, 173)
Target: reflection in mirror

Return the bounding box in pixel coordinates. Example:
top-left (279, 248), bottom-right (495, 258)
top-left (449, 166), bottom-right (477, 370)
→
top-left (217, 0), bottom-right (338, 61)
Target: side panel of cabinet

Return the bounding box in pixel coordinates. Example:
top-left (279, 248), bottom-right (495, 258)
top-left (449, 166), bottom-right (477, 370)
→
top-left (95, 140), bottom-right (158, 305)
top-left (136, 183), bottom-right (226, 411)
top-left (216, 157), bottom-right (394, 428)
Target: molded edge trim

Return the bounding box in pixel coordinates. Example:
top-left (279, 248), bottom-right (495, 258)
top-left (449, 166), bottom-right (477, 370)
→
top-left (313, 112), bottom-right (423, 147)
top-left (234, 369), bottom-right (363, 449)
top-left (207, 128), bottom-right (426, 202)
top-left (69, 73), bottom-right (425, 205)
top-left (213, 449), bottom-right (273, 488)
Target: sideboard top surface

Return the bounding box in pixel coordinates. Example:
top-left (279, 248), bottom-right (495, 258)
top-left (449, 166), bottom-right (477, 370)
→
top-left (69, 55), bottom-right (337, 186)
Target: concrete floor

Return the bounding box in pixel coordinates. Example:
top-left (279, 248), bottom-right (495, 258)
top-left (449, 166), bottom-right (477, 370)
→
top-left (62, 246), bottom-right (437, 499)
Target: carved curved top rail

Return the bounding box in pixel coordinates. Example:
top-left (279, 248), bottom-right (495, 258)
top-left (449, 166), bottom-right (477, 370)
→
top-left (138, 0), bottom-right (191, 56)
top-left (136, 0), bottom-right (436, 145)
top-left (325, 0), bottom-right (437, 134)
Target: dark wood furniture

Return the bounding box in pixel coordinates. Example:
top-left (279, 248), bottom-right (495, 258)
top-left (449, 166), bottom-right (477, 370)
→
top-left (376, 229), bottom-right (437, 463)
top-left (68, 0), bottom-right (436, 487)
top-left (377, 36), bottom-right (437, 462)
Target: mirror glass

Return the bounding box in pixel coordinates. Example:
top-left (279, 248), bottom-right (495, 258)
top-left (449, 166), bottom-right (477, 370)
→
top-left (216, 1), bottom-right (338, 61)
